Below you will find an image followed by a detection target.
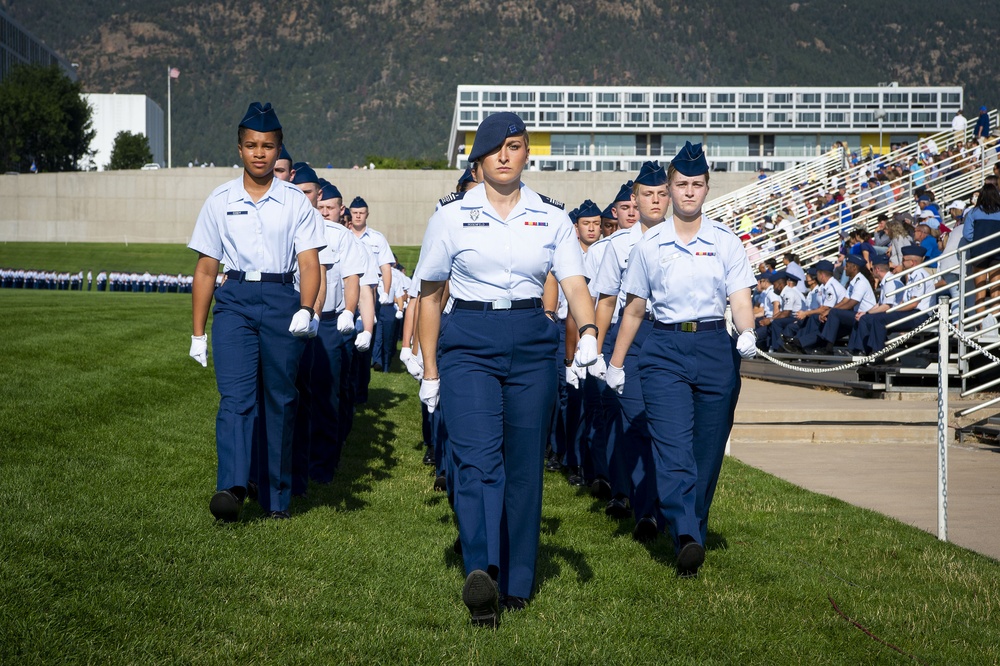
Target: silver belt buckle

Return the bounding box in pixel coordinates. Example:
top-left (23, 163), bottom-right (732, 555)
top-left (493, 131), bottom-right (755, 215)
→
top-left (492, 298), bottom-right (513, 310)
top-left (245, 270), bottom-right (262, 282)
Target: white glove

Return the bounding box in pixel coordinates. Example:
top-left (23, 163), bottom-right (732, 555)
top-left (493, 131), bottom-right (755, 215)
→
top-left (404, 352), bottom-right (424, 380)
top-left (189, 334), bottom-right (207, 367)
top-left (355, 330), bottom-right (372, 351)
top-left (307, 313), bottom-right (320, 338)
top-left (400, 347), bottom-right (413, 363)
top-left (395, 307), bottom-right (404, 320)
top-left (565, 365), bottom-right (579, 389)
top-left (737, 329), bottom-right (758, 359)
top-left (379, 289), bottom-right (392, 305)
top-left (574, 334), bottom-right (599, 367)
top-left (289, 308), bottom-right (312, 337)
top-left (337, 311), bottom-right (355, 334)
top-left (588, 353), bottom-right (607, 380)
top-left (419, 378), bottom-right (440, 413)
top-left (605, 363), bottom-right (626, 395)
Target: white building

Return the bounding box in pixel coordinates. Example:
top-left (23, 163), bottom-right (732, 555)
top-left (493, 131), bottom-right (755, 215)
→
top-left (448, 84), bottom-right (963, 173)
top-left (83, 93), bottom-right (165, 170)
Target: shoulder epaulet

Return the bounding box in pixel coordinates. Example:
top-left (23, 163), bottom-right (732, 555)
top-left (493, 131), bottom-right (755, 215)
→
top-left (539, 194), bottom-right (565, 210)
top-left (438, 191), bottom-right (466, 207)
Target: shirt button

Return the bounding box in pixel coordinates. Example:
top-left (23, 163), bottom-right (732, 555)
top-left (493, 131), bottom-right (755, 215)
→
top-left (505, 269), bottom-right (510, 273)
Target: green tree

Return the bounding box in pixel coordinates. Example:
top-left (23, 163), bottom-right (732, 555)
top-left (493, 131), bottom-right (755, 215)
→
top-left (0, 64), bottom-right (95, 173)
top-left (106, 131), bottom-right (153, 170)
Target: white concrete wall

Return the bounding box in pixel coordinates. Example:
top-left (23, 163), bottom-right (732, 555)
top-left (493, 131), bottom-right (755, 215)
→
top-left (0, 168), bottom-right (756, 246)
top-left (83, 93), bottom-right (165, 171)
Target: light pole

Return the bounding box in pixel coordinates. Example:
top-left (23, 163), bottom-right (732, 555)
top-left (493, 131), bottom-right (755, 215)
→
top-left (875, 109), bottom-right (886, 158)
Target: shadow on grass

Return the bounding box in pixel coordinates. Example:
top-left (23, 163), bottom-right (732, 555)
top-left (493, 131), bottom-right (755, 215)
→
top-left (291, 387), bottom-right (403, 515)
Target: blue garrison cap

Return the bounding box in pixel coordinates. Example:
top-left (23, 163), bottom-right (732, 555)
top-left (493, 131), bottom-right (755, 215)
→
top-left (567, 208), bottom-right (580, 224)
top-left (815, 260), bottom-right (836, 273)
top-left (349, 196), bottom-right (368, 209)
top-left (278, 145), bottom-right (293, 163)
top-left (601, 203), bottom-right (616, 219)
top-left (671, 141), bottom-right (709, 176)
top-left (576, 199), bottom-right (602, 219)
top-left (614, 180), bottom-right (635, 203)
top-left (806, 267), bottom-right (818, 277)
top-left (457, 166), bottom-right (476, 188)
top-left (770, 270), bottom-right (789, 281)
top-left (871, 253), bottom-right (890, 266)
top-left (635, 161), bottom-right (667, 187)
top-left (291, 164), bottom-right (318, 185)
top-left (320, 183), bottom-right (343, 201)
top-left (845, 254), bottom-right (867, 268)
top-left (239, 102), bottom-right (281, 132)
top-left (468, 112), bottom-right (527, 163)
top-left (902, 245), bottom-right (927, 258)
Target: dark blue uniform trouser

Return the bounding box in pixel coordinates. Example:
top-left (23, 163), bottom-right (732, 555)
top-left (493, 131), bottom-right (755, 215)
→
top-left (768, 316), bottom-right (796, 351)
top-left (372, 303), bottom-right (396, 372)
top-left (548, 323), bottom-right (568, 462)
top-left (639, 326), bottom-right (740, 549)
top-left (608, 319), bottom-right (658, 521)
top-left (338, 330), bottom-right (357, 446)
top-left (212, 279), bottom-right (305, 514)
top-left (353, 317), bottom-right (372, 404)
top-left (849, 310), bottom-right (929, 354)
top-left (818, 308), bottom-right (858, 346)
top-left (790, 314), bottom-right (824, 348)
top-left (440, 307), bottom-right (558, 599)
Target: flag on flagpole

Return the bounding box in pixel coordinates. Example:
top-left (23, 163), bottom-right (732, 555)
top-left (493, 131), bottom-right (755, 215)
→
top-left (169, 67), bottom-right (180, 79)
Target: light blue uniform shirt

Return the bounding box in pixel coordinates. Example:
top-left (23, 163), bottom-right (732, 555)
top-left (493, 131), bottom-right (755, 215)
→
top-left (621, 216), bottom-right (755, 324)
top-left (845, 273), bottom-right (877, 312)
top-left (591, 224), bottom-right (648, 325)
top-left (903, 268), bottom-right (934, 311)
top-left (188, 176), bottom-right (325, 272)
top-left (415, 182), bottom-right (585, 302)
top-left (354, 227), bottom-right (396, 272)
top-left (319, 218), bottom-right (368, 313)
top-left (878, 274), bottom-right (904, 306)
top-left (820, 278), bottom-right (847, 307)
top-left (779, 285), bottom-right (804, 313)
top-left (584, 236), bottom-right (612, 298)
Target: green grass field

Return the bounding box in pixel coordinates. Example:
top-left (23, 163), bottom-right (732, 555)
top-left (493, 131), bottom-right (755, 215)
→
top-left (1, 280), bottom-right (999, 663)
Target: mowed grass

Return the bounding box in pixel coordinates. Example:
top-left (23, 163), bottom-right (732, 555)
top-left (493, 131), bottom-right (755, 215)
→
top-left (1, 288), bottom-right (999, 664)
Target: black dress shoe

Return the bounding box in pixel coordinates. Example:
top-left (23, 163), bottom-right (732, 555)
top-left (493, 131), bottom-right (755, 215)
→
top-left (266, 510), bottom-right (291, 520)
top-left (807, 343), bottom-right (833, 355)
top-left (246, 481), bottom-right (258, 502)
top-left (462, 570), bottom-right (500, 628)
top-left (676, 538), bottom-right (706, 578)
top-left (781, 336), bottom-right (805, 354)
top-left (544, 457), bottom-right (563, 472)
top-left (632, 516), bottom-right (658, 543)
top-left (209, 488), bottom-right (244, 523)
top-left (422, 447), bottom-right (435, 466)
top-left (605, 496), bottom-right (630, 520)
top-left (590, 478), bottom-right (613, 501)
top-left (501, 594), bottom-right (528, 612)
top-left (453, 535), bottom-right (462, 554)
top-left (566, 467), bottom-right (587, 487)
top-left (372, 362), bottom-right (383, 372)
top-left (433, 475), bottom-right (447, 492)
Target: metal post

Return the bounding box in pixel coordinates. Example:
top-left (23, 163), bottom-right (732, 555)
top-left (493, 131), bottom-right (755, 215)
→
top-left (958, 251), bottom-right (968, 385)
top-left (937, 296), bottom-right (950, 541)
top-left (167, 67), bottom-right (172, 169)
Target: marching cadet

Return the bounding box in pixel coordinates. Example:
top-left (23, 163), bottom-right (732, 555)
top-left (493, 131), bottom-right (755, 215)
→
top-left (187, 102), bottom-right (325, 522)
top-left (349, 197), bottom-right (396, 373)
top-left (606, 142), bottom-right (756, 578)
top-left (415, 112), bottom-right (598, 627)
top-left (592, 161), bottom-right (669, 537)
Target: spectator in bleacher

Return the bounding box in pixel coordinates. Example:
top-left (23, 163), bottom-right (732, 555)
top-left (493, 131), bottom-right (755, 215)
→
top-left (974, 106), bottom-right (991, 144)
top-left (887, 216), bottom-right (914, 271)
top-left (962, 183), bottom-right (1000, 319)
top-left (909, 158), bottom-right (926, 188)
top-left (848, 229), bottom-right (875, 269)
top-left (952, 109), bottom-right (968, 145)
top-left (782, 252), bottom-right (807, 294)
top-left (935, 203), bottom-right (967, 311)
top-left (775, 210), bottom-right (797, 247)
top-left (849, 246), bottom-right (934, 355)
top-left (917, 194), bottom-right (943, 227)
top-left (913, 223), bottom-right (942, 269)
top-left (873, 213), bottom-right (891, 249)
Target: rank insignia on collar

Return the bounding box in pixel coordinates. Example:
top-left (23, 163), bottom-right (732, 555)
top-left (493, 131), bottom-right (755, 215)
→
top-left (470, 209), bottom-right (480, 221)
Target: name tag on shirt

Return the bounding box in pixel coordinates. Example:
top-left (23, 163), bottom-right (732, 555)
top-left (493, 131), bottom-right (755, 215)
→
top-left (524, 221), bottom-right (549, 227)
top-left (660, 252), bottom-right (682, 264)
top-left (227, 210), bottom-right (249, 216)
top-left (463, 222), bottom-right (489, 227)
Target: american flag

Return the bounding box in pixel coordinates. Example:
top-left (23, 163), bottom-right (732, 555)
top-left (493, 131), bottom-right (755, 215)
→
top-left (169, 67), bottom-right (180, 79)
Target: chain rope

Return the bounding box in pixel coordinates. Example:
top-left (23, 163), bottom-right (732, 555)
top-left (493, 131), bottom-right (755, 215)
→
top-left (754, 314), bottom-right (940, 373)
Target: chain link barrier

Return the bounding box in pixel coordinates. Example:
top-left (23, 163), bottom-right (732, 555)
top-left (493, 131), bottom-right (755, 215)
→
top-left (754, 314), bottom-right (941, 373)
top-left (946, 321), bottom-right (1000, 367)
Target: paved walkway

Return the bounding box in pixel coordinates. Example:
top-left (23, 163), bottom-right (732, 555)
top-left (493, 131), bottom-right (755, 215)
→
top-left (730, 379), bottom-right (1000, 562)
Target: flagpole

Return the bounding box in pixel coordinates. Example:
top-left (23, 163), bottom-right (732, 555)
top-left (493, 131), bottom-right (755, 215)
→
top-left (167, 66), bottom-right (172, 169)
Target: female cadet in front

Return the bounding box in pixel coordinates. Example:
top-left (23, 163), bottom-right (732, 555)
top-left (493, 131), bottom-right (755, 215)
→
top-left (187, 102), bottom-right (325, 521)
top-left (606, 142), bottom-right (757, 577)
top-left (415, 112), bottom-right (599, 628)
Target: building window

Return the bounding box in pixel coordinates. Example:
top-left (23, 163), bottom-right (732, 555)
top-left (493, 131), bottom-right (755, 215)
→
top-left (913, 93), bottom-right (937, 104)
top-left (741, 93), bottom-right (764, 104)
top-left (826, 112), bottom-right (846, 123)
top-left (483, 91), bottom-right (507, 103)
top-left (570, 111), bottom-right (592, 123)
top-left (825, 93), bottom-right (849, 104)
top-left (654, 92), bottom-right (677, 104)
top-left (519, 111), bottom-right (536, 122)
top-left (853, 112), bottom-right (875, 123)
top-left (770, 93), bottom-right (792, 104)
top-left (682, 112), bottom-right (704, 123)
top-left (626, 112), bottom-right (647, 123)
top-left (599, 112), bottom-right (621, 123)
top-left (798, 112), bottom-right (821, 123)
top-left (460, 111), bottom-right (479, 122)
top-left (597, 92), bottom-right (620, 104)
top-left (739, 112), bottom-right (763, 124)
top-left (768, 112), bottom-right (790, 123)
top-left (710, 112), bottom-right (733, 123)
top-left (540, 111), bottom-right (562, 123)
top-left (912, 112), bottom-right (937, 123)
top-left (682, 93), bottom-right (705, 104)
top-left (799, 93), bottom-right (821, 104)
top-left (705, 135), bottom-right (749, 157)
top-left (627, 92), bottom-right (648, 104)
top-left (569, 92), bottom-right (592, 103)
top-left (551, 134), bottom-right (590, 156)
top-left (854, 93), bottom-right (878, 104)
top-left (942, 92), bottom-right (961, 105)
top-left (884, 93), bottom-right (908, 105)
top-left (512, 92), bottom-right (535, 103)
top-left (460, 91), bottom-right (478, 102)
top-left (540, 92), bottom-right (563, 104)
top-left (885, 112), bottom-right (907, 123)
top-left (653, 112), bottom-right (678, 123)
top-left (594, 135), bottom-right (634, 156)
top-left (712, 93), bottom-right (735, 104)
